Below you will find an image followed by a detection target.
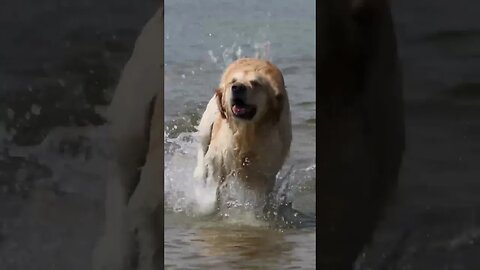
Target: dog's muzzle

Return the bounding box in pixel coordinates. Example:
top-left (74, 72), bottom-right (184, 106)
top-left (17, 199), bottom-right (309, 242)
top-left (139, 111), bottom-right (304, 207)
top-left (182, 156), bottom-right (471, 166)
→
top-left (230, 83), bottom-right (256, 120)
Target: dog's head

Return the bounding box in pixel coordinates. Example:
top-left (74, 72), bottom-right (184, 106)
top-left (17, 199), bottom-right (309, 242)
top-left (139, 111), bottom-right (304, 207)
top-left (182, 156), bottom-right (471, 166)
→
top-left (317, 0), bottom-right (391, 96)
top-left (215, 58), bottom-right (286, 125)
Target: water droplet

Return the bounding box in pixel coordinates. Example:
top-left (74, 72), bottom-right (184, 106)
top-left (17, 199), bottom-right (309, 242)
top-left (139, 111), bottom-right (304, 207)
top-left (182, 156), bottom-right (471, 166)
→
top-left (57, 79), bottom-right (66, 87)
top-left (242, 157), bottom-right (251, 167)
top-left (31, 104), bottom-right (41, 115)
top-left (7, 108), bottom-right (15, 119)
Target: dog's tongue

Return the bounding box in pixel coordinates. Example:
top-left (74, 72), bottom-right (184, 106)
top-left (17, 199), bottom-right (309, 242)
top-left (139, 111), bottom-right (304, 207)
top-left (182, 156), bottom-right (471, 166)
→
top-left (233, 105), bottom-right (247, 115)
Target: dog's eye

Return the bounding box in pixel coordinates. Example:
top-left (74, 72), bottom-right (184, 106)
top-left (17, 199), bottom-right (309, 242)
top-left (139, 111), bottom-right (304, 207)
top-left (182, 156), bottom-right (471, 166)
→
top-left (250, 80), bottom-right (261, 87)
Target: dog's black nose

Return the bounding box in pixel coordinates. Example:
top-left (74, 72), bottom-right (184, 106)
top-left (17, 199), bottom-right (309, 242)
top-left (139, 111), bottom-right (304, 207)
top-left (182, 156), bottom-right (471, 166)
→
top-left (231, 83), bottom-right (246, 96)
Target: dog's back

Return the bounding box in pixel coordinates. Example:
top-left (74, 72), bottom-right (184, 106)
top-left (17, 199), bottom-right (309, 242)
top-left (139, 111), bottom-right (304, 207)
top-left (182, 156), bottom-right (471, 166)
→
top-left (93, 7), bottom-right (164, 270)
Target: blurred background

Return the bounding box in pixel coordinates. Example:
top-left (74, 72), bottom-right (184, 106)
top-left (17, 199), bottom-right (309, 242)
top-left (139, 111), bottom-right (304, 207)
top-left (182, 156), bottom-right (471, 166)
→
top-left (0, 1), bottom-right (158, 269)
top-left (0, 0), bottom-right (479, 269)
top-left (358, 1), bottom-right (480, 268)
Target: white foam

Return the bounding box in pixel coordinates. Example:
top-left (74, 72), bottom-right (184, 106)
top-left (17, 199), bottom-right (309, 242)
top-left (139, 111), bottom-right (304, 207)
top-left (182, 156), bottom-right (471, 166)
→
top-left (163, 127), bottom-right (301, 223)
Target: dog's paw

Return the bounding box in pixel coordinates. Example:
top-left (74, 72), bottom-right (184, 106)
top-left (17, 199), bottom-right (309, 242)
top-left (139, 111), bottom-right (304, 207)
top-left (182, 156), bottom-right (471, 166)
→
top-left (92, 235), bottom-right (132, 270)
top-left (192, 181), bottom-right (218, 216)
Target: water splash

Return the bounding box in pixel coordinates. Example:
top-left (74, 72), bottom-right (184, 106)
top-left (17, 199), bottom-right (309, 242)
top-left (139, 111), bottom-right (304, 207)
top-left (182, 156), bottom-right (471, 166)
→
top-left (207, 28), bottom-right (273, 70)
top-left (164, 121), bottom-right (315, 227)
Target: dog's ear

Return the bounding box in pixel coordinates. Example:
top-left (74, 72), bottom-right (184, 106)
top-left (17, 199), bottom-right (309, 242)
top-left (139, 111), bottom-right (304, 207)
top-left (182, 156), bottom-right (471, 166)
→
top-left (215, 88), bottom-right (227, 119)
top-left (271, 92), bottom-right (284, 123)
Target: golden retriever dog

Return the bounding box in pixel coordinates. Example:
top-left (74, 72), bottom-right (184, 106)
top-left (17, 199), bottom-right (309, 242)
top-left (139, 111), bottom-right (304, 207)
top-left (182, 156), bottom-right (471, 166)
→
top-left (316, 0), bottom-right (405, 269)
top-left (93, 6), bottom-right (164, 270)
top-left (194, 58), bottom-right (292, 214)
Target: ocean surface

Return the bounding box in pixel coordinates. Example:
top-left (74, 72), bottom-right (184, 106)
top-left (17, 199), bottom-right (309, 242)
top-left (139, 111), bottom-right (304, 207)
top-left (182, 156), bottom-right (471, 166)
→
top-left (0, 0), bottom-right (479, 269)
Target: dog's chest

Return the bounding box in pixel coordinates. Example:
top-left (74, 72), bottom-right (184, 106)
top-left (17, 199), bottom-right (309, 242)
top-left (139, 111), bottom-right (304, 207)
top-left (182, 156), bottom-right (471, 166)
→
top-left (205, 126), bottom-right (283, 183)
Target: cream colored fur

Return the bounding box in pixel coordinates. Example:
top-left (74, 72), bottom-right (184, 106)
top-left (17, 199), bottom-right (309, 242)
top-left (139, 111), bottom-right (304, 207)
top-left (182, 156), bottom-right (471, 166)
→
top-left (194, 58), bottom-right (292, 213)
top-left (92, 6), bottom-right (164, 270)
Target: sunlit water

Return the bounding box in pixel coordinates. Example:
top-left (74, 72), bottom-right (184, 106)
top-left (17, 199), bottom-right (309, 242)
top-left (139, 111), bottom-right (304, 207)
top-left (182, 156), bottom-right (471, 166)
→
top-left (164, 0), bottom-right (316, 269)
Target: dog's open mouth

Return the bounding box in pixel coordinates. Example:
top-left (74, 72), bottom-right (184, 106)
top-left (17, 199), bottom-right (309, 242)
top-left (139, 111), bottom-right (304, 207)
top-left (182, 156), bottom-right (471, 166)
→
top-left (231, 99), bottom-right (256, 120)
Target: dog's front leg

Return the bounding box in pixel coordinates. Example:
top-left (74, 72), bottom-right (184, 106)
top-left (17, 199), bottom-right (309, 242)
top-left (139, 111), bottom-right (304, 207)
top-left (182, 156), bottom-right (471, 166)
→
top-left (126, 91), bottom-right (164, 270)
top-left (125, 141), bottom-right (163, 270)
top-left (92, 163), bottom-right (138, 270)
